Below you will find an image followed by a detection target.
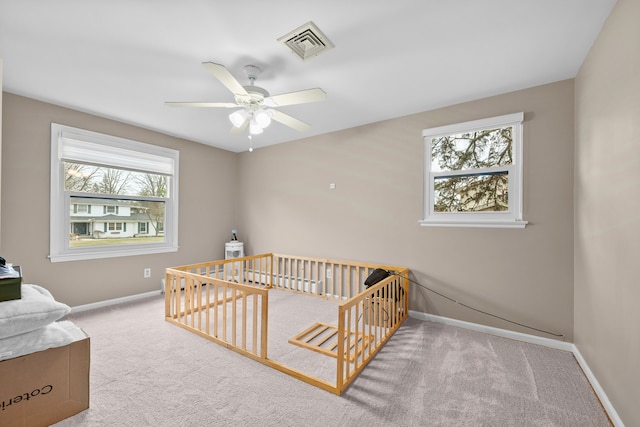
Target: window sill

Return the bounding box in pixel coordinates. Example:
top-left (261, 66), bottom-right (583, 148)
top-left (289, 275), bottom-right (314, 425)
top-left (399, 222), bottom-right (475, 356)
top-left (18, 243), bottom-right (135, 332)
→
top-left (49, 245), bottom-right (179, 263)
top-left (419, 219), bottom-right (528, 229)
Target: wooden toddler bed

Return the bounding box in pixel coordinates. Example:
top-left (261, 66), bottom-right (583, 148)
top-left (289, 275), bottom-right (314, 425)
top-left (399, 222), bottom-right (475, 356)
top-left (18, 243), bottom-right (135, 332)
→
top-left (164, 253), bottom-right (409, 395)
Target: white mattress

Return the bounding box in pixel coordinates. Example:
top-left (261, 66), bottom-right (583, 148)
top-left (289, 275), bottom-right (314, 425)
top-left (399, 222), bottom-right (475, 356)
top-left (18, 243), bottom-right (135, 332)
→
top-left (0, 320), bottom-right (86, 361)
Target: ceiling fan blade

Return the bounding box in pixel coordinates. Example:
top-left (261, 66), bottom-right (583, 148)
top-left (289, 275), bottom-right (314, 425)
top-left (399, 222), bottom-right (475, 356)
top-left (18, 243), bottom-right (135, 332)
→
top-left (266, 88), bottom-right (326, 107)
top-left (202, 62), bottom-right (249, 96)
top-left (165, 102), bottom-right (238, 108)
top-left (270, 110), bottom-right (311, 132)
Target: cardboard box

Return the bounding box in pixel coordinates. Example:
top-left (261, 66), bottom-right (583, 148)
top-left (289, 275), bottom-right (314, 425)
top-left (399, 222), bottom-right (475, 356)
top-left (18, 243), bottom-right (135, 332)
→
top-left (0, 336), bottom-right (90, 427)
top-left (0, 265), bottom-right (22, 302)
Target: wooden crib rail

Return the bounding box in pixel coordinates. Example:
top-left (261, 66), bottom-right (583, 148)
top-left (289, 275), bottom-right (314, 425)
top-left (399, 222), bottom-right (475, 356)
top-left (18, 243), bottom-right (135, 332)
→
top-left (272, 254), bottom-right (407, 301)
top-left (164, 266), bottom-right (270, 359)
top-left (166, 253), bottom-right (274, 286)
top-left (336, 271), bottom-right (408, 393)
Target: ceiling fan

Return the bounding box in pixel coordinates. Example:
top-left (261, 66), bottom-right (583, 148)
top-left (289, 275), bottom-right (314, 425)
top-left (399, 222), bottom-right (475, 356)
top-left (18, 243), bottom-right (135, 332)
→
top-left (166, 62), bottom-right (326, 136)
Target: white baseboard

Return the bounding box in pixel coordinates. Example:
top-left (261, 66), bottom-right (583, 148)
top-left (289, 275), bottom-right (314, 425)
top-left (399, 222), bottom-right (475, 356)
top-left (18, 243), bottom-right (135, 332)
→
top-left (572, 346), bottom-right (624, 427)
top-left (70, 290), bottom-right (161, 314)
top-left (408, 310), bottom-right (573, 351)
top-left (409, 310), bottom-right (623, 426)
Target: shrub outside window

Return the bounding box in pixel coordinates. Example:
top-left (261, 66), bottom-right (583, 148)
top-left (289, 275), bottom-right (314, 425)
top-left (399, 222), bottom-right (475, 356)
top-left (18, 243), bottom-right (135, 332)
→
top-left (50, 124), bottom-right (179, 262)
top-left (420, 113), bottom-right (527, 228)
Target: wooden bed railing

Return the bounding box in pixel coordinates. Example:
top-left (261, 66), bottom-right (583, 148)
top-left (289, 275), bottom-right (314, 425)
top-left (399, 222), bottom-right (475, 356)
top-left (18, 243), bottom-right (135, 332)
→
top-left (165, 253), bottom-right (409, 395)
top-left (164, 254), bottom-right (272, 361)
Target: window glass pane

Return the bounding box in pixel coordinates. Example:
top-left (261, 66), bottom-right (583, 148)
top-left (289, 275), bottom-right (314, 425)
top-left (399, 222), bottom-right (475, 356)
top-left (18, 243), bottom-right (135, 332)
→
top-left (434, 171), bottom-right (508, 212)
top-left (64, 162), bottom-right (168, 198)
top-left (431, 126), bottom-right (513, 172)
top-left (69, 196), bottom-right (165, 248)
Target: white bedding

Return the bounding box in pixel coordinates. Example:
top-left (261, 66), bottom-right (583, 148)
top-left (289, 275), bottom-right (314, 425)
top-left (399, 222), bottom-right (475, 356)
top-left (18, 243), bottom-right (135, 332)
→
top-left (0, 320), bottom-right (86, 361)
top-left (0, 284), bottom-right (71, 339)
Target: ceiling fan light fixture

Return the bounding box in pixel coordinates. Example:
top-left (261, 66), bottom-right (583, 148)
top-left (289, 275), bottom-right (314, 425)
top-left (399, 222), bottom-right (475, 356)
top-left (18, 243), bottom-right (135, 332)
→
top-left (249, 118), bottom-right (264, 135)
top-left (254, 109), bottom-right (272, 128)
top-left (229, 109), bottom-right (248, 127)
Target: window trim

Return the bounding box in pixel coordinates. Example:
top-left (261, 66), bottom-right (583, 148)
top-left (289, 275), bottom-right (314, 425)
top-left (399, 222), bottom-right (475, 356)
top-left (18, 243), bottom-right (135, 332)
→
top-left (419, 112), bottom-right (528, 229)
top-left (50, 123), bottom-right (179, 262)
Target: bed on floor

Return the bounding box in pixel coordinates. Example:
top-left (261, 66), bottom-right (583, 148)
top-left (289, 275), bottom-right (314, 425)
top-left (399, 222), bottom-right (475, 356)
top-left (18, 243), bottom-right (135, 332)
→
top-left (164, 253), bottom-right (409, 395)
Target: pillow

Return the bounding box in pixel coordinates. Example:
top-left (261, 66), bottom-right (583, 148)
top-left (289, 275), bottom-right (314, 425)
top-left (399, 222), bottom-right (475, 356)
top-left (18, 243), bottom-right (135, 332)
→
top-left (0, 284), bottom-right (71, 339)
top-left (0, 320), bottom-right (85, 361)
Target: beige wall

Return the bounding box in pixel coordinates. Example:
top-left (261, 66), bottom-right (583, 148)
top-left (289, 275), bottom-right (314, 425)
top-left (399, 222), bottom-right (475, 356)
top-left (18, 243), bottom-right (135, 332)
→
top-left (0, 60), bottom-right (3, 247)
top-left (1, 93), bottom-right (238, 306)
top-left (238, 80), bottom-right (576, 342)
top-left (575, 0), bottom-right (640, 424)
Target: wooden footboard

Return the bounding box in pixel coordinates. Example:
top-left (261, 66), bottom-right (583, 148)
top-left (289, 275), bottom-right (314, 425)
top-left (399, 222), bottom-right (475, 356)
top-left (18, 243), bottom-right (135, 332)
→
top-left (164, 253), bottom-right (408, 395)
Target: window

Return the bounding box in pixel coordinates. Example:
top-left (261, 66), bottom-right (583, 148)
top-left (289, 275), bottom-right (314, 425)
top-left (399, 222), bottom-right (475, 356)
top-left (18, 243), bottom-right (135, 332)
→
top-left (107, 223), bottom-right (123, 231)
top-left (50, 123), bottom-right (179, 262)
top-left (76, 204), bottom-right (88, 213)
top-left (420, 113), bottom-right (527, 228)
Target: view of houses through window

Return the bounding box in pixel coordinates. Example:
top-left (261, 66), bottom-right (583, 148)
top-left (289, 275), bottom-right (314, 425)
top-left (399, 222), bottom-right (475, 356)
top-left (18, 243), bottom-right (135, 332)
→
top-left (65, 162), bottom-right (166, 248)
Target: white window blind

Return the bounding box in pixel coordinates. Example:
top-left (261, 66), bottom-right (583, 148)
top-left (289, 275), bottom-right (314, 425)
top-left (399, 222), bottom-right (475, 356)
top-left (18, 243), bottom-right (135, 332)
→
top-left (57, 130), bottom-right (175, 175)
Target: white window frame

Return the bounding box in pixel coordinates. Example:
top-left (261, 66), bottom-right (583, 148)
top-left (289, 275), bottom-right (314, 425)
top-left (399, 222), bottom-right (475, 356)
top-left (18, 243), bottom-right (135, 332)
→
top-left (50, 123), bottom-right (179, 262)
top-left (420, 112), bottom-right (527, 228)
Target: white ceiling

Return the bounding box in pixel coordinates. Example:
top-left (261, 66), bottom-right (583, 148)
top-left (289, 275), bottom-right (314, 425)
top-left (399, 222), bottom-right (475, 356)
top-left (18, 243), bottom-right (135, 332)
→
top-left (0, 1), bottom-right (616, 153)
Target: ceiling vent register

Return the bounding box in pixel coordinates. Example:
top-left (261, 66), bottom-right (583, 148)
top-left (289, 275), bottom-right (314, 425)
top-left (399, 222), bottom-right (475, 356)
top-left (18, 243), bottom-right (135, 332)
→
top-left (278, 21), bottom-right (334, 61)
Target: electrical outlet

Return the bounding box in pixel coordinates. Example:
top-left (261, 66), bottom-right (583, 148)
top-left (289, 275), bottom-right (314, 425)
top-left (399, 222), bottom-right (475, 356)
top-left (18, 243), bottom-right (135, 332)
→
top-left (143, 268), bottom-right (151, 278)
top-left (326, 268), bottom-right (332, 279)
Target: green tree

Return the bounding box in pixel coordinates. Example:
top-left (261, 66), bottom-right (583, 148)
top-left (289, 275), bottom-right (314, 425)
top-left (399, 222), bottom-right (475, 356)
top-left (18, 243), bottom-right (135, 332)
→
top-left (431, 127), bottom-right (511, 212)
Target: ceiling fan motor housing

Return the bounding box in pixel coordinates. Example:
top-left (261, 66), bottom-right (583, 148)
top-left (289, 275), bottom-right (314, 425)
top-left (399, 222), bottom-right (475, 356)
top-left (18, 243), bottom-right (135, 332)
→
top-left (236, 85), bottom-right (270, 111)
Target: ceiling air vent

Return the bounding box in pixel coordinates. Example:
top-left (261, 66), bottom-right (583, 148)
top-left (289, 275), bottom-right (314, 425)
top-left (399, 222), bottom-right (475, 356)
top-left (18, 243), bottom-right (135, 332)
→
top-left (278, 21), bottom-right (334, 61)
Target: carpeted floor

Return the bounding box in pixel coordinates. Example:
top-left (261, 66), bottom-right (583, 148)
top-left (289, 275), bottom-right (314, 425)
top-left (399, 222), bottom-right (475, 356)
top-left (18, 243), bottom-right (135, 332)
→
top-left (54, 294), bottom-right (611, 426)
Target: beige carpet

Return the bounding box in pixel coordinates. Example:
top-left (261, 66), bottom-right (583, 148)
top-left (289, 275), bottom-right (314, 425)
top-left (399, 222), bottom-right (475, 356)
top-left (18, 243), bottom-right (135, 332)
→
top-left (55, 294), bottom-right (610, 426)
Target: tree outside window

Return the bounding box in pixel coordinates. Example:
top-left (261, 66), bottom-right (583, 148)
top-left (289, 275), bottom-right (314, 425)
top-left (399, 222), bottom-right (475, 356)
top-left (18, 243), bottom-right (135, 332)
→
top-left (421, 113), bottom-right (527, 228)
